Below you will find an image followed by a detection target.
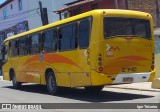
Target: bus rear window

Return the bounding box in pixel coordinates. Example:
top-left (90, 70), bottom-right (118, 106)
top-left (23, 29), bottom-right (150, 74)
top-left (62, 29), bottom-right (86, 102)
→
top-left (104, 17), bottom-right (151, 39)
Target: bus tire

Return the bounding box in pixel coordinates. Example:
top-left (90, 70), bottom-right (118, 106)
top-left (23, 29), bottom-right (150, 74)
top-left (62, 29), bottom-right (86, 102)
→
top-left (46, 71), bottom-right (60, 95)
top-left (85, 86), bottom-right (104, 93)
top-left (11, 72), bottom-right (21, 89)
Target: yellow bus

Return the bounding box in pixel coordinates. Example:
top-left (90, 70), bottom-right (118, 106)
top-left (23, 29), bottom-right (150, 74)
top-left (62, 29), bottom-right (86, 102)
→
top-left (2, 9), bottom-right (155, 95)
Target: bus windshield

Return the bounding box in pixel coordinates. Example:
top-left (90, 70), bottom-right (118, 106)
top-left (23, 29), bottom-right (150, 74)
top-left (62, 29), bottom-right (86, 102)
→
top-left (104, 17), bottom-right (151, 39)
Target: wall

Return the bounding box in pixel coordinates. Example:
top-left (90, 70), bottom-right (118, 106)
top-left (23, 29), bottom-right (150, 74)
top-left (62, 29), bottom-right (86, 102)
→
top-left (51, 0), bottom-right (76, 22)
top-left (118, 0), bottom-right (126, 9)
top-left (0, 0), bottom-right (28, 30)
top-left (128, 0), bottom-right (158, 26)
top-left (99, 0), bottom-right (115, 9)
top-left (155, 36), bottom-right (160, 78)
top-left (0, 0), bottom-right (76, 60)
top-left (28, 0), bottom-right (76, 29)
top-left (65, 0), bottom-right (126, 17)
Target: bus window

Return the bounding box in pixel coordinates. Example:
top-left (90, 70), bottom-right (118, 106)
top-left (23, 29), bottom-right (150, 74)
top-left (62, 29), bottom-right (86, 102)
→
top-left (2, 44), bottom-right (8, 62)
top-left (42, 29), bottom-right (57, 53)
top-left (104, 17), bottom-right (151, 39)
top-left (9, 40), bottom-right (18, 57)
top-left (79, 19), bottom-right (90, 49)
top-left (58, 23), bottom-right (78, 51)
top-left (18, 37), bottom-right (28, 56)
top-left (29, 33), bottom-right (41, 54)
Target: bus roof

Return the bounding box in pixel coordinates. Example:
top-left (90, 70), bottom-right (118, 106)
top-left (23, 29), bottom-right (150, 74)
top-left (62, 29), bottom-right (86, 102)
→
top-left (3, 9), bottom-right (151, 43)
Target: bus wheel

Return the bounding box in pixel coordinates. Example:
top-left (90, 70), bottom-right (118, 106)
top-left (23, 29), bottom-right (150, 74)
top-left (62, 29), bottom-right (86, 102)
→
top-left (85, 86), bottom-right (104, 93)
top-left (12, 73), bottom-right (21, 89)
top-left (46, 72), bottom-right (60, 95)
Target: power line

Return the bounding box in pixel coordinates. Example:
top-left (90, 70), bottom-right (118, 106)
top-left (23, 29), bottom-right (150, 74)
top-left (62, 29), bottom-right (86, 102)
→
top-left (0, 1), bottom-right (55, 30)
top-left (0, 12), bottom-right (39, 24)
top-left (0, 8), bottom-right (39, 20)
top-left (0, 4), bottom-right (54, 25)
top-left (0, 12), bottom-right (40, 29)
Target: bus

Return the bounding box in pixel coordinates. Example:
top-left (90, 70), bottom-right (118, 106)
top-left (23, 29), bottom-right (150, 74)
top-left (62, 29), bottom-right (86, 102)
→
top-left (2, 9), bottom-right (155, 95)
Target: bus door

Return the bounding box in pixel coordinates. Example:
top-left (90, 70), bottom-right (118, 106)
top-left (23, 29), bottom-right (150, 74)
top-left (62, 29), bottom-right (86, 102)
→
top-left (23, 34), bottom-right (42, 83)
top-left (69, 18), bottom-right (92, 87)
top-left (57, 18), bottom-right (92, 87)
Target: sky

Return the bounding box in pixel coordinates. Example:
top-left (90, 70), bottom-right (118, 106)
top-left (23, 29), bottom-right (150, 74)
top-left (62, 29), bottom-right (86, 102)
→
top-left (0, 0), bottom-right (5, 4)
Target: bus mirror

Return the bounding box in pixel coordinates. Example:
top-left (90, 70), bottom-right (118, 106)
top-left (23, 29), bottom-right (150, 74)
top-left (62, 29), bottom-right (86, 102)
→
top-left (41, 49), bottom-right (45, 54)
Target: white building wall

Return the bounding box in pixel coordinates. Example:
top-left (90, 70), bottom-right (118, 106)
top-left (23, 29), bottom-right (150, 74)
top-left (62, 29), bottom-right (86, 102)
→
top-left (0, 0), bottom-right (76, 32)
top-left (0, 0), bottom-right (76, 69)
top-left (51, 0), bottom-right (76, 22)
top-left (0, 0), bottom-right (28, 30)
top-left (27, 0), bottom-right (41, 30)
top-left (28, 0), bottom-right (76, 29)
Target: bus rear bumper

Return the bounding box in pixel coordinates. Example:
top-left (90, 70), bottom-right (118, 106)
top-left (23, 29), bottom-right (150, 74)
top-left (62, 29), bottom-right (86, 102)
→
top-left (90, 70), bottom-right (155, 86)
top-left (112, 70), bottom-right (155, 84)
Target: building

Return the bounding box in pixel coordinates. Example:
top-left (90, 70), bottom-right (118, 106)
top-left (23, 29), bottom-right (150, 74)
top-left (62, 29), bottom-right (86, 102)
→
top-left (0, 0), bottom-right (75, 52)
top-left (54, 0), bottom-right (160, 27)
top-left (54, 0), bottom-right (127, 20)
top-left (0, 0), bottom-right (75, 75)
top-left (127, 0), bottom-right (160, 27)
top-left (0, 0), bottom-right (76, 45)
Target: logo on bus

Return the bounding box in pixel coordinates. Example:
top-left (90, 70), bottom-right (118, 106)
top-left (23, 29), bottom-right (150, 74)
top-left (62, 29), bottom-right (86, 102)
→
top-left (106, 44), bottom-right (120, 57)
top-left (106, 44), bottom-right (120, 51)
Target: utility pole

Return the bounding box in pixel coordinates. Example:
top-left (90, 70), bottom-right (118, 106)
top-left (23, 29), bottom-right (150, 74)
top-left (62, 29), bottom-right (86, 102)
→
top-left (125, 0), bottom-right (128, 9)
top-left (156, 0), bottom-right (159, 27)
top-left (39, 1), bottom-right (45, 26)
top-left (114, 0), bottom-right (119, 9)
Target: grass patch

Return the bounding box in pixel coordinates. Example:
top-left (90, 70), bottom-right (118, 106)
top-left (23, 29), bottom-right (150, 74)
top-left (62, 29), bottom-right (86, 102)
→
top-left (155, 54), bottom-right (160, 78)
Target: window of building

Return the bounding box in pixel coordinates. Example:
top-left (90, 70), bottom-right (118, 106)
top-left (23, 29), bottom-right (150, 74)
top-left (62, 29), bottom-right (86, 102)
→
top-left (79, 19), bottom-right (90, 48)
top-left (73, 8), bottom-right (81, 15)
top-left (11, 4), bottom-right (13, 9)
top-left (18, 37), bottom-right (28, 56)
top-left (58, 23), bottom-right (78, 51)
top-left (42, 29), bottom-right (57, 53)
top-left (9, 40), bottom-right (18, 57)
top-left (3, 8), bottom-right (8, 19)
top-left (2, 42), bottom-right (9, 62)
top-left (92, 3), bottom-right (98, 9)
top-left (29, 34), bottom-right (41, 54)
top-left (18, 0), bottom-right (22, 11)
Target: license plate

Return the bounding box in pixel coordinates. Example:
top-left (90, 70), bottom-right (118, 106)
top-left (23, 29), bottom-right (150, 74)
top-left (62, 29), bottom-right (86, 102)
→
top-left (123, 77), bottom-right (133, 82)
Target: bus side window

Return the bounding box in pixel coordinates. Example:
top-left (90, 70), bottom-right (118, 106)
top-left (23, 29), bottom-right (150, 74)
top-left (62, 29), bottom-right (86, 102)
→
top-left (29, 33), bottom-right (41, 54)
top-left (2, 44), bottom-right (8, 62)
top-left (73, 23), bottom-right (78, 49)
top-left (79, 19), bottom-right (90, 49)
top-left (9, 40), bottom-right (18, 57)
top-left (42, 29), bottom-right (57, 53)
top-left (58, 28), bottom-right (62, 51)
top-left (58, 23), bottom-right (78, 51)
top-left (18, 37), bottom-right (28, 56)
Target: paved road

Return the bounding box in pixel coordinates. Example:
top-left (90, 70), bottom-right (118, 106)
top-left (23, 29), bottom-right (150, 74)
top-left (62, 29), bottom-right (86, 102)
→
top-left (0, 80), bottom-right (159, 112)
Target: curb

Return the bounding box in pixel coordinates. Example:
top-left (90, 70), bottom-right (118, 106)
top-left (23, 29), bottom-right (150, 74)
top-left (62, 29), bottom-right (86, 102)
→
top-left (106, 86), bottom-right (160, 92)
top-left (152, 78), bottom-right (160, 89)
top-left (0, 76), bottom-right (3, 80)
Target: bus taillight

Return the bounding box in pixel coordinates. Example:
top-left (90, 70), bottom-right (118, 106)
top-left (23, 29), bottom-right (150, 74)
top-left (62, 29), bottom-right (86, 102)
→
top-left (151, 65), bottom-right (154, 70)
top-left (98, 54), bottom-right (103, 72)
top-left (99, 67), bottom-right (103, 72)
